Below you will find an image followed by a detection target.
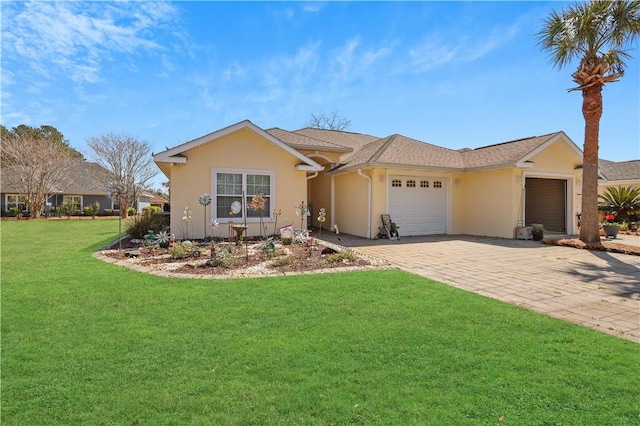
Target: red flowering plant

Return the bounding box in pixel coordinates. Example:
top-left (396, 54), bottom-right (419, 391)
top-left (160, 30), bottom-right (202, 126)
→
top-left (600, 213), bottom-right (616, 224)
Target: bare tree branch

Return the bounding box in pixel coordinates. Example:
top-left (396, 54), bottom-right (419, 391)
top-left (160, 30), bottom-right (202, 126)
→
top-left (87, 133), bottom-right (158, 217)
top-left (1, 127), bottom-right (76, 218)
top-left (305, 111), bottom-right (352, 131)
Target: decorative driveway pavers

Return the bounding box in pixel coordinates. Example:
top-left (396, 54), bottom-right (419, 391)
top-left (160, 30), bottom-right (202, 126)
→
top-left (326, 234), bottom-right (640, 343)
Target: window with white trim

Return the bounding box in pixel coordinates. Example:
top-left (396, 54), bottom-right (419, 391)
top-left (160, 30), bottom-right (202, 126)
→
top-left (392, 179), bottom-right (402, 187)
top-left (63, 195), bottom-right (82, 212)
top-left (433, 181), bottom-right (442, 188)
top-left (406, 180), bottom-right (416, 188)
top-left (213, 169), bottom-right (274, 221)
top-left (6, 194), bottom-right (26, 212)
top-left (420, 180), bottom-right (429, 188)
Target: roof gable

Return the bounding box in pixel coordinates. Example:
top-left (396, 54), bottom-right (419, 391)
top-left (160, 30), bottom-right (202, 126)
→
top-left (154, 120), bottom-right (322, 171)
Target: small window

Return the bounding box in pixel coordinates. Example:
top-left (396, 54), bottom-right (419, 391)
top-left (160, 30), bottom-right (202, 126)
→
top-left (406, 180), bottom-right (416, 188)
top-left (63, 195), bottom-right (82, 212)
top-left (433, 181), bottom-right (442, 188)
top-left (420, 180), bottom-right (429, 188)
top-left (392, 179), bottom-right (402, 187)
top-left (6, 194), bottom-right (26, 212)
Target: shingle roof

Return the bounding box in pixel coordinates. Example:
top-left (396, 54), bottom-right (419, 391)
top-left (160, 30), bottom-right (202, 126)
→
top-left (316, 131), bottom-right (571, 173)
top-left (599, 160), bottom-right (640, 181)
top-left (0, 160), bottom-right (112, 195)
top-left (460, 132), bottom-right (564, 169)
top-left (336, 134), bottom-right (465, 171)
top-left (266, 127), bottom-right (351, 152)
top-left (292, 127), bottom-right (380, 150)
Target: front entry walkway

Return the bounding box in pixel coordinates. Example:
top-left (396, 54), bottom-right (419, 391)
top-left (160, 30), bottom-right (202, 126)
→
top-left (319, 232), bottom-right (640, 343)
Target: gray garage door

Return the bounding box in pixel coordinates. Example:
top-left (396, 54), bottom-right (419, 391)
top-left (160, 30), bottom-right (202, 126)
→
top-left (525, 177), bottom-right (566, 233)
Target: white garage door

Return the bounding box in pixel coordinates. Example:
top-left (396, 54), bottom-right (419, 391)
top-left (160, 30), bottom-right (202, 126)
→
top-left (389, 177), bottom-right (447, 236)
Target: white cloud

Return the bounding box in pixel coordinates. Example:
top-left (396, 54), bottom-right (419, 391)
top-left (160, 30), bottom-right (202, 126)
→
top-left (1, 1), bottom-right (180, 84)
top-left (401, 22), bottom-right (521, 74)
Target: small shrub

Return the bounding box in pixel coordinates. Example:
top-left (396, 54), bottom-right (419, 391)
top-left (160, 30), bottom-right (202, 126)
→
top-left (8, 207), bottom-right (19, 217)
top-left (59, 200), bottom-right (76, 219)
top-left (83, 201), bottom-right (100, 218)
top-left (128, 207), bottom-right (137, 216)
top-left (170, 241), bottom-right (194, 259)
top-left (326, 250), bottom-right (358, 264)
top-left (207, 256), bottom-right (235, 268)
top-left (270, 256), bottom-right (298, 268)
top-left (282, 237), bottom-right (292, 246)
top-left (124, 212), bottom-right (165, 239)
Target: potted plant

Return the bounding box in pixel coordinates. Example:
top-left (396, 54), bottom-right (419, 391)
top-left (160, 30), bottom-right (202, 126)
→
top-left (600, 214), bottom-right (620, 239)
top-left (531, 223), bottom-right (545, 241)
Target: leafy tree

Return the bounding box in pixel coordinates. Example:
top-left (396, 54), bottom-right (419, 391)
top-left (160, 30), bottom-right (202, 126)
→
top-left (87, 133), bottom-right (158, 218)
top-left (1, 124), bottom-right (78, 218)
top-left (598, 186), bottom-right (640, 222)
top-left (538, 0), bottom-right (640, 245)
top-left (1, 124), bottom-right (84, 160)
top-left (306, 111), bottom-right (351, 131)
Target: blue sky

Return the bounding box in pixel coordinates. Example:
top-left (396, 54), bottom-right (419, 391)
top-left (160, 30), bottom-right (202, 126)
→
top-left (2, 1), bottom-right (638, 188)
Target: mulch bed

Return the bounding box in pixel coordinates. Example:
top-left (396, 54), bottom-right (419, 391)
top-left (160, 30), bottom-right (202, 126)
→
top-left (543, 234), bottom-right (640, 256)
top-left (101, 237), bottom-right (383, 277)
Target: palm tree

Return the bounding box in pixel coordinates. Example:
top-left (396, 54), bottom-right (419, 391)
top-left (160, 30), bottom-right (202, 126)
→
top-left (538, 0), bottom-right (640, 245)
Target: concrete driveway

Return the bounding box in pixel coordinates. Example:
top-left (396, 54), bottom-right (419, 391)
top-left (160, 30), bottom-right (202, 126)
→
top-left (321, 232), bottom-right (640, 343)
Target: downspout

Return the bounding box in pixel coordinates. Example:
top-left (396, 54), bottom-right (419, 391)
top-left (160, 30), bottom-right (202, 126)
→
top-left (357, 168), bottom-right (372, 239)
top-left (306, 172), bottom-right (318, 180)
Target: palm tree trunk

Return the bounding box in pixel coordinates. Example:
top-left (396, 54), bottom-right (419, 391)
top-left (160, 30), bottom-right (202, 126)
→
top-left (579, 84), bottom-right (603, 246)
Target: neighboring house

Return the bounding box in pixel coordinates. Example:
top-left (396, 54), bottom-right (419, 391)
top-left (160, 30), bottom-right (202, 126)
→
top-left (598, 160), bottom-right (640, 193)
top-left (1, 160), bottom-right (114, 216)
top-left (136, 190), bottom-right (169, 213)
top-left (154, 119), bottom-right (636, 240)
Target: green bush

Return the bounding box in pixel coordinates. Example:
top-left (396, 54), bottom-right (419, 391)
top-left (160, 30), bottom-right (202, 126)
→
top-left (60, 200), bottom-right (76, 218)
top-left (207, 256), bottom-right (235, 268)
top-left (127, 207), bottom-right (137, 216)
top-left (170, 241), bottom-right (195, 259)
top-left (326, 250), bottom-right (358, 264)
top-left (124, 212), bottom-right (165, 239)
top-left (82, 202), bottom-right (100, 218)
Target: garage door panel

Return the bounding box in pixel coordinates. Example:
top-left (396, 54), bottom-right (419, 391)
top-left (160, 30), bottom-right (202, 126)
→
top-left (389, 176), bottom-right (446, 236)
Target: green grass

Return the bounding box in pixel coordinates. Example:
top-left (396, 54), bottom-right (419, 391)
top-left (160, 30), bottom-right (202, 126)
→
top-left (2, 219), bottom-right (639, 425)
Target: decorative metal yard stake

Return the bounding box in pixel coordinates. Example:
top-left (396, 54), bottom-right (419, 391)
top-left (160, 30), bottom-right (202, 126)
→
top-left (317, 207), bottom-right (326, 236)
top-left (272, 208), bottom-right (282, 236)
top-left (198, 194), bottom-right (212, 240)
top-left (107, 182), bottom-right (125, 252)
top-left (243, 191), bottom-right (249, 260)
top-left (295, 201), bottom-right (310, 231)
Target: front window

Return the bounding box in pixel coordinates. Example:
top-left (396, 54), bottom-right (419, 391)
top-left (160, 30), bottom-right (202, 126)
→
top-left (63, 195), bottom-right (82, 212)
top-left (213, 169), bottom-right (274, 221)
top-left (6, 194), bottom-right (26, 212)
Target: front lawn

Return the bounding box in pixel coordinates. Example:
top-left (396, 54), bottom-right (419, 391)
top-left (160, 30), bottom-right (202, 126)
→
top-left (2, 220), bottom-right (639, 425)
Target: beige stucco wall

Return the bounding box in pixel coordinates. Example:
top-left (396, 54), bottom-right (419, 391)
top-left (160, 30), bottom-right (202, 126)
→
top-left (455, 168), bottom-right (519, 238)
top-left (167, 128), bottom-right (309, 239)
top-left (599, 181), bottom-right (640, 194)
top-left (333, 172), bottom-right (369, 237)
top-left (454, 137), bottom-right (583, 238)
